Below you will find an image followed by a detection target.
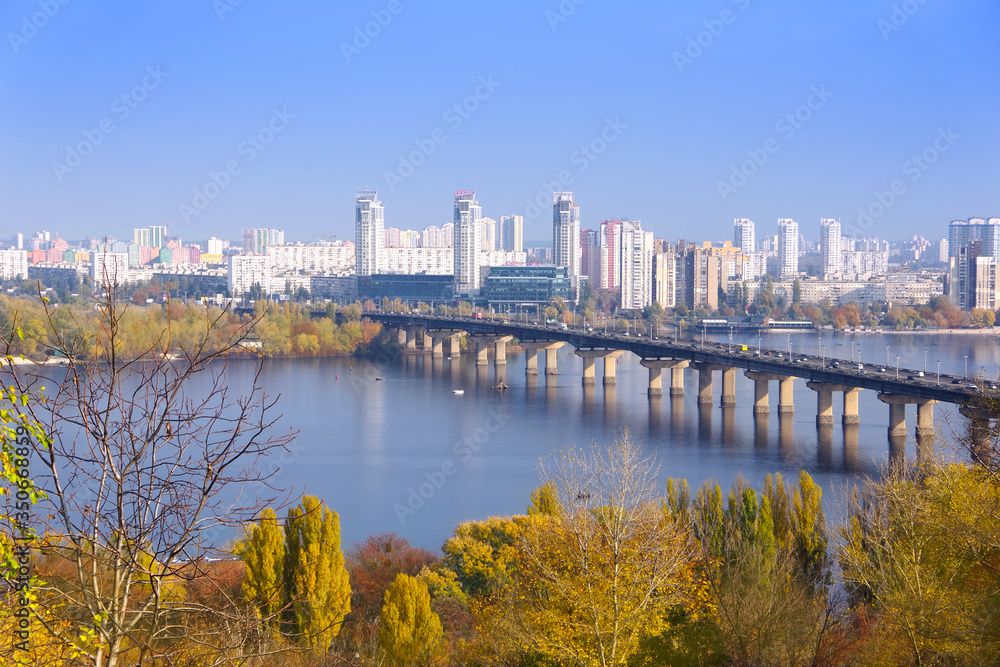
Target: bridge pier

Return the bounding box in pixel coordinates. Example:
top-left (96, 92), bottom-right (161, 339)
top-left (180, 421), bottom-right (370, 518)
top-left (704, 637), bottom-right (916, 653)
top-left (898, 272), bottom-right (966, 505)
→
top-left (696, 366), bottom-right (714, 405)
top-left (745, 371), bottom-right (797, 414)
top-left (916, 401), bottom-right (936, 439)
top-left (807, 382), bottom-right (850, 426)
top-left (671, 364), bottom-right (686, 396)
top-left (396, 327), bottom-right (407, 346)
top-left (432, 335), bottom-right (444, 358)
top-left (449, 333), bottom-right (462, 358)
top-left (959, 406), bottom-right (996, 463)
top-left (405, 327), bottom-right (419, 352)
top-left (495, 338), bottom-right (507, 366)
top-left (721, 367), bottom-right (736, 407)
top-left (470, 335), bottom-right (513, 367)
top-left (640, 359), bottom-right (688, 397)
top-left (779, 377), bottom-right (795, 413)
top-left (522, 341), bottom-right (565, 376)
top-left (843, 388), bottom-right (860, 425)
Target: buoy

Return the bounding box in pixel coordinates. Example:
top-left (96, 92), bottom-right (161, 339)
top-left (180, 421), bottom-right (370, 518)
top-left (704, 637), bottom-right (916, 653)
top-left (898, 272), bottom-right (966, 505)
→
top-left (336, 374), bottom-right (339, 380)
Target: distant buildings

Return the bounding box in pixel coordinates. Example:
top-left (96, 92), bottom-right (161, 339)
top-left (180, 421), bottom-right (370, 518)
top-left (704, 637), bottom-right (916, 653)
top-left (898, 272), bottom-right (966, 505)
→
top-left (228, 254), bottom-right (272, 297)
top-left (499, 215), bottom-right (523, 252)
top-left (619, 222), bottom-right (653, 309)
top-left (453, 190), bottom-right (483, 298)
top-left (947, 217), bottom-right (1000, 309)
top-left (552, 192), bottom-right (580, 296)
top-left (0, 250), bottom-right (29, 280)
top-left (820, 218), bottom-right (842, 279)
top-left (355, 190), bottom-right (384, 276)
top-left (242, 228), bottom-right (284, 254)
top-left (778, 218), bottom-right (799, 277)
top-left (91, 252), bottom-right (129, 284)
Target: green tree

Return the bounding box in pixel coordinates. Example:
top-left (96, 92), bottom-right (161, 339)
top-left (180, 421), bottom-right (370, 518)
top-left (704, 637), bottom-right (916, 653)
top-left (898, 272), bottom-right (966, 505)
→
top-left (379, 573), bottom-right (444, 666)
top-left (792, 279), bottom-right (802, 304)
top-left (284, 495), bottom-right (352, 651)
top-left (527, 481), bottom-right (559, 516)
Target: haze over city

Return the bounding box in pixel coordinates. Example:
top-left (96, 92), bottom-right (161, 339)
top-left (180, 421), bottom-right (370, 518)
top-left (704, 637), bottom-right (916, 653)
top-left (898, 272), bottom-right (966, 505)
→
top-left (2, 0), bottom-right (997, 243)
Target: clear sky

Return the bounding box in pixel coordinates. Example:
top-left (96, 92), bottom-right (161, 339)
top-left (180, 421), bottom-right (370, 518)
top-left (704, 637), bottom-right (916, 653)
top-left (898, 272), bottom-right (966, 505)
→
top-left (1, 0), bottom-right (997, 246)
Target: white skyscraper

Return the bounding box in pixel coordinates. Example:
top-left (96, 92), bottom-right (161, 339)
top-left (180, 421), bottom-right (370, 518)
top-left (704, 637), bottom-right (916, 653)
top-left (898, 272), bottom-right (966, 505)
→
top-left (355, 190), bottom-right (384, 276)
top-left (778, 218), bottom-right (799, 277)
top-left (453, 190), bottom-right (482, 296)
top-left (553, 191), bottom-right (581, 283)
top-left (734, 218), bottom-right (755, 253)
top-left (820, 218), bottom-right (842, 279)
top-left (499, 215), bottom-right (523, 252)
top-left (479, 217), bottom-right (497, 251)
top-left (620, 221), bottom-right (654, 310)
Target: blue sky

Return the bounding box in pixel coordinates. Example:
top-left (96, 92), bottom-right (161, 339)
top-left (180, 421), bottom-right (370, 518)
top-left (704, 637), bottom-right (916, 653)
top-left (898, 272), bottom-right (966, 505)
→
top-left (1, 0), bottom-right (997, 246)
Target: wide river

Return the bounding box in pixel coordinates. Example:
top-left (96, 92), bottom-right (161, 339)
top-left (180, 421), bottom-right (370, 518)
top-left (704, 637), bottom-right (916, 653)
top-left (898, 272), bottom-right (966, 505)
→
top-left (208, 329), bottom-right (997, 551)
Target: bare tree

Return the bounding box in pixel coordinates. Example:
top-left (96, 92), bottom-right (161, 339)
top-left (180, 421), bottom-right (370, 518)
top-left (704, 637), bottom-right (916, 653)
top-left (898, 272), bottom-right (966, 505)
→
top-left (0, 279), bottom-right (296, 665)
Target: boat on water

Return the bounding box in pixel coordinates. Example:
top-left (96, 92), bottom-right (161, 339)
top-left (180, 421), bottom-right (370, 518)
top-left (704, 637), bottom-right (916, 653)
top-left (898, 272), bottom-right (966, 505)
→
top-left (375, 377), bottom-right (385, 381)
top-left (453, 389), bottom-right (464, 395)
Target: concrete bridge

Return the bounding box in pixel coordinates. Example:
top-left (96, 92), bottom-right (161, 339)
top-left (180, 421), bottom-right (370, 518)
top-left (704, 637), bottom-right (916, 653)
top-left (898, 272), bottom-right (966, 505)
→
top-left (360, 312), bottom-right (997, 457)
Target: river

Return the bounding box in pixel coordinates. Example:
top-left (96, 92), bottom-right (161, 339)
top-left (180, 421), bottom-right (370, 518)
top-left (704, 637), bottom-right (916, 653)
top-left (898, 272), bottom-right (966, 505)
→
top-left (208, 328), bottom-right (999, 552)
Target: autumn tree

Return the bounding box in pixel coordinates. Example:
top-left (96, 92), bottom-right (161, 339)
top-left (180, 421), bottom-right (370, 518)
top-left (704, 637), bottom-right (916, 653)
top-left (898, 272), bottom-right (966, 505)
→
top-left (283, 495), bottom-right (352, 652)
top-left (235, 508), bottom-right (285, 629)
top-left (379, 573), bottom-right (444, 666)
top-left (505, 431), bottom-right (699, 667)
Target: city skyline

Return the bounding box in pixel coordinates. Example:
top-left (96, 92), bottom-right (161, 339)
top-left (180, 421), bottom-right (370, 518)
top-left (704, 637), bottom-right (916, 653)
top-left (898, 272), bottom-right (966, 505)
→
top-left (1, 1), bottom-right (996, 243)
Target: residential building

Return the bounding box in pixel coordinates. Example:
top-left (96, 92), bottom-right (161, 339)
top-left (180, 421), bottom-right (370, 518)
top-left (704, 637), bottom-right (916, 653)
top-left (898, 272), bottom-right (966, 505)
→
top-left (453, 190), bottom-right (483, 297)
top-left (598, 220), bottom-right (624, 289)
top-left (734, 218), bottom-right (755, 253)
top-left (91, 252), bottom-right (130, 284)
top-left (778, 218), bottom-right (799, 277)
top-left (620, 222), bottom-right (653, 310)
top-left (242, 228), bottom-right (284, 254)
top-left (820, 218), bottom-right (842, 279)
top-left (355, 190), bottom-right (384, 276)
top-left (267, 242), bottom-right (355, 273)
top-left (552, 192), bottom-right (581, 297)
top-left (580, 229), bottom-right (601, 286)
top-left (228, 254), bottom-right (272, 297)
top-left (0, 250), bottom-right (29, 280)
top-left (499, 215), bottom-right (523, 252)
top-left (480, 217), bottom-right (497, 251)
top-left (652, 251), bottom-right (677, 309)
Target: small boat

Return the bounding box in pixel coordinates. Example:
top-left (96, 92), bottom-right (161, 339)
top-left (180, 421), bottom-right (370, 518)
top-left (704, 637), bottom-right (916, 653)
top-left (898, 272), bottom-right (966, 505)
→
top-left (453, 389), bottom-right (464, 395)
top-left (375, 377), bottom-right (385, 381)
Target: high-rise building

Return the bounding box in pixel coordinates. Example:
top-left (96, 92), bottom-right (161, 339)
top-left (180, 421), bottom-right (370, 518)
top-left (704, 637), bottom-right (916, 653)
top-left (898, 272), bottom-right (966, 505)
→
top-left (820, 218), bottom-right (842, 279)
top-left (683, 247), bottom-right (721, 311)
top-left (242, 228), bottom-right (284, 254)
top-left (479, 217), bottom-right (497, 251)
top-left (206, 237), bottom-right (226, 256)
top-left (0, 250), bottom-right (28, 280)
top-left (453, 190), bottom-right (482, 296)
top-left (91, 252), bottom-right (130, 284)
top-left (552, 192), bottom-right (580, 298)
top-left (778, 219), bottom-right (799, 277)
top-left (598, 220), bottom-right (624, 289)
top-left (228, 254), bottom-right (272, 297)
top-left (734, 218), bottom-right (755, 253)
top-left (355, 191), bottom-right (384, 276)
top-left (580, 229), bottom-right (601, 286)
top-left (652, 251), bottom-right (676, 309)
top-left (499, 215), bottom-right (523, 252)
top-left (620, 222), bottom-right (653, 309)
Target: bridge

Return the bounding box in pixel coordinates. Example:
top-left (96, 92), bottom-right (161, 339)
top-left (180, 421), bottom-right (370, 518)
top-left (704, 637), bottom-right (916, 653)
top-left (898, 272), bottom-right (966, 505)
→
top-left (358, 312), bottom-right (997, 458)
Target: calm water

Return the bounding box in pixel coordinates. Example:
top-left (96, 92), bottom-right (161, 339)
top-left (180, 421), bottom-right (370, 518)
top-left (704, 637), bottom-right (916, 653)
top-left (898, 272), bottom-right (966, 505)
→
top-left (206, 329), bottom-right (1000, 552)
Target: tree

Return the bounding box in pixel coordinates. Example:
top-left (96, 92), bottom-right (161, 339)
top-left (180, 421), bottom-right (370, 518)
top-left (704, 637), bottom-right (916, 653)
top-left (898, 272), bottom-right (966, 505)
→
top-left (283, 495), bottom-right (352, 652)
top-left (792, 279), bottom-right (802, 304)
top-left (379, 573), bottom-right (443, 666)
top-left (2, 278), bottom-right (296, 665)
top-left (503, 431), bottom-right (699, 667)
top-left (235, 507), bottom-right (285, 627)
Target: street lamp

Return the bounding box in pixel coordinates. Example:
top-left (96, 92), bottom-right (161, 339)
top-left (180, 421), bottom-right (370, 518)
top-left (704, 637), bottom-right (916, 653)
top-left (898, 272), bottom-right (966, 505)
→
top-left (895, 355), bottom-right (900, 379)
top-left (936, 360), bottom-right (941, 385)
top-left (728, 326), bottom-right (733, 353)
top-left (885, 345), bottom-right (890, 367)
top-left (818, 334), bottom-right (822, 359)
top-left (757, 330), bottom-right (762, 355)
top-left (787, 333), bottom-right (791, 360)
top-left (822, 345), bottom-right (826, 365)
top-left (851, 339), bottom-right (856, 363)
top-left (965, 354), bottom-right (969, 378)
top-left (923, 349), bottom-right (928, 373)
